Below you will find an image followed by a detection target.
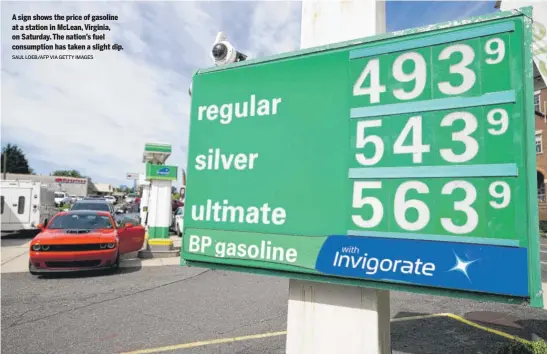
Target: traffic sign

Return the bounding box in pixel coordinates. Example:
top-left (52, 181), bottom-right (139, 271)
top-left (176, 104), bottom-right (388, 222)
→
top-left (183, 8), bottom-right (543, 307)
top-left (126, 173), bottom-right (138, 180)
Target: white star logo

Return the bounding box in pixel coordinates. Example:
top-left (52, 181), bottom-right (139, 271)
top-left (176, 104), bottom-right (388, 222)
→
top-left (448, 253), bottom-right (477, 282)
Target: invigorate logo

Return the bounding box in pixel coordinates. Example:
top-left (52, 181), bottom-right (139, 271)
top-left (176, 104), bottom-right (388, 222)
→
top-left (332, 247), bottom-right (436, 277)
top-left (314, 235), bottom-right (530, 297)
top-left (157, 167), bottom-right (170, 176)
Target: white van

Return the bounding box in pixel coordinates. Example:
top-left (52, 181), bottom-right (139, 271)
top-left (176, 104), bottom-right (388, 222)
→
top-left (54, 191), bottom-right (70, 206)
top-left (1, 180), bottom-right (57, 233)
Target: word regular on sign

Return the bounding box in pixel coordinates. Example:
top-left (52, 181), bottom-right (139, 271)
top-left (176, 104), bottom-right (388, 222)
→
top-left (350, 178), bottom-right (513, 236)
top-left (350, 105), bottom-right (514, 168)
top-left (351, 35), bottom-right (510, 105)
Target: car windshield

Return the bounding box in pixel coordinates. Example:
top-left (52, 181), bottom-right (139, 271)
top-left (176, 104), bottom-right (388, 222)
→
top-left (71, 202), bottom-right (110, 212)
top-left (48, 214), bottom-right (114, 229)
top-left (54, 193), bottom-right (64, 198)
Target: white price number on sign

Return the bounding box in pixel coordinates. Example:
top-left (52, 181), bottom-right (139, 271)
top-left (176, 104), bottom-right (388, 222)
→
top-left (353, 38), bottom-right (507, 102)
top-left (351, 180), bottom-right (511, 234)
top-left (355, 108), bottom-right (510, 166)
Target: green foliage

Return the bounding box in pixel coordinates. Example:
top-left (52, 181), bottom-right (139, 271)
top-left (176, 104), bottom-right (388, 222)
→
top-left (58, 203), bottom-right (71, 211)
top-left (1, 143), bottom-right (32, 174)
top-left (531, 340), bottom-right (547, 353)
top-left (51, 169), bottom-right (84, 178)
top-left (497, 340), bottom-right (547, 354)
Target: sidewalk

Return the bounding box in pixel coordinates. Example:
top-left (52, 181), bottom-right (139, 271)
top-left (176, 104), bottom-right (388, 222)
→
top-left (1, 237), bottom-right (31, 273)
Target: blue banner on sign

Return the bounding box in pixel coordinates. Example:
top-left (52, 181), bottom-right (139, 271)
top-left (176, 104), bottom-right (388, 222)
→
top-left (315, 236), bottom-right (529, 297)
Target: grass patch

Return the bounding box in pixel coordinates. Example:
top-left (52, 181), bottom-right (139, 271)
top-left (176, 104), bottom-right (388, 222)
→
top-left (498, 339), bottom-right (547, 354)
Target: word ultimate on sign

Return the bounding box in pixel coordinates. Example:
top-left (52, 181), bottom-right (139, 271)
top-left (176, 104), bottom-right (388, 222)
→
top-left (197, 95), bottom-right (283, 125)
top-left (191, 199), bottom-right (287, 225)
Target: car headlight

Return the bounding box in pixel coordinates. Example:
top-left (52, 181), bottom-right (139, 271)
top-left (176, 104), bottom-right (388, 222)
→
top-left (41, 245), bottom-right (50, 251)
top-left (31, 244), bottom-right (41, 251)
top-left (107, 243), bottom-right (116, 249)
top-left (100, 243), bottom-right (107, 249)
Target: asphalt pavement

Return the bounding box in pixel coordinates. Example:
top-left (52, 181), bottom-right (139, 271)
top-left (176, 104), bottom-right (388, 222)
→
top-left (2, 259), bottom-right (547, 354)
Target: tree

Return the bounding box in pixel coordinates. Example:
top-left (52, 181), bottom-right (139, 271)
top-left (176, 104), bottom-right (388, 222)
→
top-left (51, 169), bottom-right (84, 178)
top-left (1, 143), bottom-right (33, 174)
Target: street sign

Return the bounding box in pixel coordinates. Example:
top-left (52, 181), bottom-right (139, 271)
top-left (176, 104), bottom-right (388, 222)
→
top-left (183, 8), bottom-right (543, 307)
top-left (126, 173), bottom-right (138, 180)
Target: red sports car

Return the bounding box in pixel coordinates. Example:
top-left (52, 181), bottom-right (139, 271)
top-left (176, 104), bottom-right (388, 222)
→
top-left (29, 210), bottom-right (146, 274)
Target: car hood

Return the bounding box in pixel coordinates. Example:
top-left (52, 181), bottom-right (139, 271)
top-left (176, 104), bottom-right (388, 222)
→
top-left (33, 229), bottom-right (117, 244)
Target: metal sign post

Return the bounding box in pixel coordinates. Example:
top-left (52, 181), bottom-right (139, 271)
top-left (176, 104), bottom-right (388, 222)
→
top-left (285, 2), bottom-right (390, 353)
top-left (127, 172), bottom-right (139, 193)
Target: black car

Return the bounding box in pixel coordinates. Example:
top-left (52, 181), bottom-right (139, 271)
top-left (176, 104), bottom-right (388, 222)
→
top-left (70, 199), bottom-right (114, 215)
top-left (114, 203), bottom-right (141, 227)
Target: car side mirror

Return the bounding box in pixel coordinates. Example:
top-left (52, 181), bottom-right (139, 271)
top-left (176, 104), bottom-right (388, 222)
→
top-left (36, 224), bottom-right (44, 231)
top-left (125, 223), bottom-right (134, 228)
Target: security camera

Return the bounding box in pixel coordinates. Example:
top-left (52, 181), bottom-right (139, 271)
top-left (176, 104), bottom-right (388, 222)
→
top-left (211, 32), bottom-right (247, 66)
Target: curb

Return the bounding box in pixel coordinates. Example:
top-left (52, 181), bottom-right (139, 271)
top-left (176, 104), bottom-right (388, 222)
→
top-left (138, 249), bottom-right (180, 259)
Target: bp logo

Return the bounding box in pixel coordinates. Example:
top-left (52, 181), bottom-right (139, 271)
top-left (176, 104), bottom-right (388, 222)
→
top-left (157, 167), bottom-right (170, 176)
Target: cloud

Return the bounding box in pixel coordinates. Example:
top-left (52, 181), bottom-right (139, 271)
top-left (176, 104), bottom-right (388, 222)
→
top-left (387, 1), bottom-right (497, 32)
top-left (1, 1), bottom-right (300, 187)
top-left (245, 2), bottom-right (301, 57)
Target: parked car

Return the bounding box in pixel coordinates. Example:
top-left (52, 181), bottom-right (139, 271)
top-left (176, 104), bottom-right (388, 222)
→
top-left (70, 199), bottom-right (114, 215)
top-left (172, 199), bottom-right (183, 212)
top-left (125, 193), bottom-right (138, 204)
top-left (104, 196), bottom-right (116, 204)
top-left (172, 206), bottom-right (184, 237)
top-left (28, 210), bottom-right (145, 274)
top-left (69, 195), bottom-right (77, 203)
top-left (54, 192), bottom-right (70, 206)
top-left (85, 195), bottom-right (104, 200)
top-left (114, 203), bottom-right (141, 226)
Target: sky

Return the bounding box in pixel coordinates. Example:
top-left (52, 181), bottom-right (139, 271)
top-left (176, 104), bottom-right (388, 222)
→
top-left (1, 0), bottom-right (498, 187)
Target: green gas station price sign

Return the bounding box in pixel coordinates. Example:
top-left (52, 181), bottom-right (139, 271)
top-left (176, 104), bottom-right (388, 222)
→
top-left (183, 8), bottom-right (544, 307)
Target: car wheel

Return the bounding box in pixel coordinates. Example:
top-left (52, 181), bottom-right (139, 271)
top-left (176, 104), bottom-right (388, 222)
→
top-left (28, 262), bottom-right (38, 276)
top-left (110, 252), bottom-right (120, 272)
